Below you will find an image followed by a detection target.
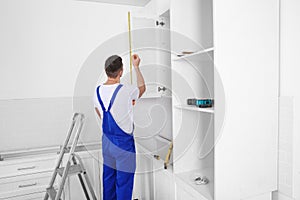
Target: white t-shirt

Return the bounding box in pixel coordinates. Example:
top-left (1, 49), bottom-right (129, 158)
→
top-left (93, 83), bottom-right (139, 134)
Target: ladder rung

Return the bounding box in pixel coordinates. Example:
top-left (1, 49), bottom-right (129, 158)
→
top-left (56, 164), bottom-right (84, 177)
top-left (61, 145), bottom-right (90, 154)
top-left (46, 187), bottom-right (57, 200)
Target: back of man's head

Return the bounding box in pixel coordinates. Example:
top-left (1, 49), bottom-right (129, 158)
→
top-left (105, 55), bottom-right (123, 78)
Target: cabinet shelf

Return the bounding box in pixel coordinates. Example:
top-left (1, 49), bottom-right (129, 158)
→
top-left (175, 168), bottom-right (214, 200)
top-left (174, 105), bottom-right (214, 113)
top-left (173, 47), bottom-right (214, 61)
top-left (140, 94), bottom-right (172, 99)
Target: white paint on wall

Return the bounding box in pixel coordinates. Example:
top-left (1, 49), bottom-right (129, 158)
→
top-left (0, 96), bottom-right (101, 152)
top-left (280, 0), bottom-right (300, 97)
top-left (293, 97), bottom-right (300, 200)
top-left (278, 0), bottom-right (300, 199)
top-left (278, 97), bottom-right (294, 197)
top-left (0, 0), bottom-right (147, 151)
top-left (0, 0), bottom-right (138, 99)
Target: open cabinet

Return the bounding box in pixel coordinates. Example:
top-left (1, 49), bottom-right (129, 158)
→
top-left (133, 0), bottom-right (278, 200)
top-left (82, 0), bottom-right (279, 199)
top-left (170, 0), bottom-right (214, 199)
top-left (128, 6), bottom-right (174, 200)
top-left (170, 0), bottom-right (278, 199)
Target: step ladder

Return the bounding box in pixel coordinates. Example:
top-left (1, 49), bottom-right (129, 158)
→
top-left (44, 113), bottom-right (97, 200)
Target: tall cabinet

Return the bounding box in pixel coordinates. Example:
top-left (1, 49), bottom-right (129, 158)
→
top-left (213, 0), bottom-right (278, 199)
top-left (171, 0), bottom-right (215, 199)
top-left (170, 0), bottom-right (278, 200)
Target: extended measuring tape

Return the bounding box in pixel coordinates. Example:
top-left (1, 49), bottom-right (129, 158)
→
top-left (128, 11), bottom-right (133, 84)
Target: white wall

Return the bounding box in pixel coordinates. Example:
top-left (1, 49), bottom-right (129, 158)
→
top-left (0, 0), bottom-right (135, 99)
top-left (278, 97), bottom-right (294, 198)
top-left (0, 0), bottom-right (141, 151)
top-left (280, 0), bottom-right (300, 98)
top-left (277, 0), bottom-right (300, 199)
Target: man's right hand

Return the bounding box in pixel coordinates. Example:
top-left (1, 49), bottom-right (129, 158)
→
top-left (132, 54), bottom-right (141, 68)
top-left (131, 54), bottom-right (145, 97)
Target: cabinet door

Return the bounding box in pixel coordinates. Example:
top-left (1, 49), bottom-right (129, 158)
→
top-left (153, 168), bottom-right (175, 200)
top-left (156, 0), bottom-right (170, 16)
top-left (214, 0), bottom-right (278, 199)
top-left (0, 192), bottom-right (45, 200)
top-left (133, 153), bottom-right (154, 200)
top-left (129, 14), bottom-right (171, 98)
top-left (127, 16), bottom-right (158, 98)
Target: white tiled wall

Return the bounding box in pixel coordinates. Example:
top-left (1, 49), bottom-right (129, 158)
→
top-left (278, 97), bottom-right (294, 197)
top-left (275, 96), bottom-right (300, 200)
top-left (0, 97), bottom-right (100, 152)
top-left (293, 97), bottom-right (300, 200)
top-left (278, 0), bottom-right (300, 199)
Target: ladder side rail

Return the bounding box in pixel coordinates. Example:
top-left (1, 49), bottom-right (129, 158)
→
top-left (44, 113), bottom-right (80, 200)
top-left (75, 154), bottom-right (98, 200)
top-left (55, 160), bottom-right (72, 200)
top-left (71, 156), bottom-right (90, 200)
top-left (55, 114), bottom-right (85, 200)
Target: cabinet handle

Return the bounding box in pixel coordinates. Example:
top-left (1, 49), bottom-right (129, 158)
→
top-left (17, 166), bottom-right (36, 171)
top-left (18, 182), bottom-right (37, 188)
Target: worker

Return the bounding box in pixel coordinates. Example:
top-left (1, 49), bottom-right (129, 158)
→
top-left (94, 54), bottom-right (145, 200)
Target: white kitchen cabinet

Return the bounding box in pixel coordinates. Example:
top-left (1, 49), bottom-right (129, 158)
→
top-left (133, 147), bottom-right (154, 200)
top-left (134, 144), bottom-right (175, 200)
top-left (0, 146), bottom-right (101, 200)
top-left (171, 0), bottom-right (214, 199)
top-left (153, 160), bottom-right (175, 200)
top-left (0, 192), bottom-right (45, 200)
top-left (176, 187), bottom-right (198, 200)
top-left (155, 0), bottom-right (170, 17)
top-left (175, 178), bottom-right (209, 200)
top-left (170, 0), bottom-right (278, 199)
top-left (56, 0), bottom-right (277, 199)
top-left (213, 0), bottom-right (278, 199)
top-left (127, 2), bottom-right (172, 100)
top-left (0, 153), bottom-right (63, 200)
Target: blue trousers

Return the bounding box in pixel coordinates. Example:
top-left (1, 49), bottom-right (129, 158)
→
top-left (102, 134), bottom-right (136, 200)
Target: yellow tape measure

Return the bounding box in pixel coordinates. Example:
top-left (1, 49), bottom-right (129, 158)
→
top-left (128, 11), bottom-right (133, 84)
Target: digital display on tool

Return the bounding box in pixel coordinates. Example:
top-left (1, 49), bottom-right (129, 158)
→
top-left (187, 98), bottom-right (214, 108)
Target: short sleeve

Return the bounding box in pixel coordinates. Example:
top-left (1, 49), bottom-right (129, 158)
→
top-left (93, 87), bottom-right (103, 118)
top-left (130, 86), bottom-right (140, 100)
top-left (93, 92), bottom-right (99, 108)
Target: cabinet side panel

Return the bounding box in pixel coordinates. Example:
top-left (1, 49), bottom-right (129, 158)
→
top-left (213, 0), bottom-right (278, 199)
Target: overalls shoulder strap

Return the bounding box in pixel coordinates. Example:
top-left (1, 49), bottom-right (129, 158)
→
top-left (96, 84), bottom-right (123, 112)
top-left (107, 84), bottom-right (123, 111)
top-left (96, 85), bottom-right (106, 112)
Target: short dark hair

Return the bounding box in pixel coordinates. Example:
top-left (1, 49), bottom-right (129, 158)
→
top-left (105, 55), bottom-right (123, 78)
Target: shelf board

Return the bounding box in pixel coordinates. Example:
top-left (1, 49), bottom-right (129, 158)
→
top-left (140, 94), bottom-right (172, 99)
top-left (173, 47), bottom-right (214, 61)
top-left (175, 168), bottom-right (214, 200)
top-left (174, 105), bottom-right (214, 113)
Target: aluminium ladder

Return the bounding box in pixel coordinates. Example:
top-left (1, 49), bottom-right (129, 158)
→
top-left (44, 113), bottom-right (97, 200)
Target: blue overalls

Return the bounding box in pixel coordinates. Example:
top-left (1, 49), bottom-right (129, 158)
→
top-left (96, 84), bottom-right (136, 200)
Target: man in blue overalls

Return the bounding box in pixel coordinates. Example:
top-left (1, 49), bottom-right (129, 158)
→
top-left (94, 54), bottom-right (145, 200)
